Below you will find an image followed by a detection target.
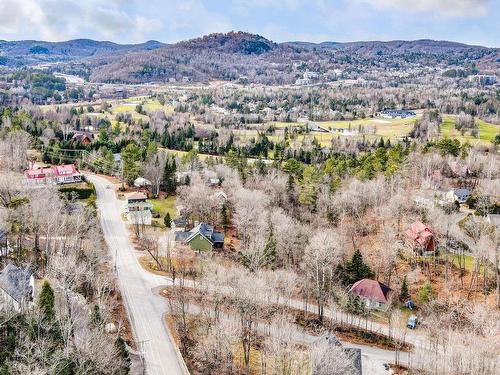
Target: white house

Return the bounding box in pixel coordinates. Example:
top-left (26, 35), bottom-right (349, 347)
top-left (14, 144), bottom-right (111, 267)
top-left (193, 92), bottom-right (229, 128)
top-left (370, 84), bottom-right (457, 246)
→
top-left (124, 192), bottom-right (152, 225)
top-left (0, 264), bottom-right (35, 312)
top-left (487, 214), bottom-right (500, 228)
top-left (171, 217), bottom-right (187, 232)
top-left (53, 164), bottom-right (82, 184)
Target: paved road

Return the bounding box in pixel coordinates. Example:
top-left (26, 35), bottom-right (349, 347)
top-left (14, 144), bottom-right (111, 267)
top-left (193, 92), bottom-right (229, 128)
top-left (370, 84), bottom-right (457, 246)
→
top-left (88, 175), bottom-right (186, 375)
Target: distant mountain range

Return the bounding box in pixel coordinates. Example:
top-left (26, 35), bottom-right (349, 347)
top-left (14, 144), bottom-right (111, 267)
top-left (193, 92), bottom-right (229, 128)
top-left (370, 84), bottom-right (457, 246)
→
top-left (1, 32), bottom-right (498, 84)
top-left (0, 38), bottom-right (165, 66)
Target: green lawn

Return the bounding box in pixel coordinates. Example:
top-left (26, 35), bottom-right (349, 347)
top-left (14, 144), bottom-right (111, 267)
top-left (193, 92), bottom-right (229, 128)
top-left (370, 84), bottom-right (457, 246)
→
top-left (476, 118), bottom-right (500, 142)
top-left (440, 116), bottom-right (499, 144)
top-left (269, 121), bottom-right (301, 128)
top-left (114, 97), bottom-right (174, 115)
top-left (148, 196), bottom-right (177, 217)
top-left (147, 196), bottom-right (177, 227)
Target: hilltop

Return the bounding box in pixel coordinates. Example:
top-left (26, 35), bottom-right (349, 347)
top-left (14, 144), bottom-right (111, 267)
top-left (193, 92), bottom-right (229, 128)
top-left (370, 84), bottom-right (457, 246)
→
top-left (1, 31), bottom-right (498, 84)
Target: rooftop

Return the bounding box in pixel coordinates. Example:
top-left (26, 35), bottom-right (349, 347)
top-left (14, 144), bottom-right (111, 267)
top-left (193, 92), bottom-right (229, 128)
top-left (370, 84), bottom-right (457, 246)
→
top-left (349, 278), bottom-right (392, 303)
top-left (53, 164), bottom-right (79, 176)
top-left (0, 264), bottom-right (33, 304)
top-left (406, 221), bottom-right (434, 243)
top-left (127, 192), bottom-right (148, 201)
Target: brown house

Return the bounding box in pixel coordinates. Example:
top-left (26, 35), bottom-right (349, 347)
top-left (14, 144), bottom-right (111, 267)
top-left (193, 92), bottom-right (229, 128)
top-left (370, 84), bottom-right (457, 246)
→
top-left (406, 221), bottom-right (436, 255)
top-left (349, 278), bottom-right (392, 310)
top-left (71, 131), bottom-right (94, 145)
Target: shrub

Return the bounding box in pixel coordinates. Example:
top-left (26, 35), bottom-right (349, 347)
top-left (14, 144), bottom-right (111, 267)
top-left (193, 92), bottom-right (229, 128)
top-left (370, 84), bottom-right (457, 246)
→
top-left (418, 282), bottom-right (434, 305)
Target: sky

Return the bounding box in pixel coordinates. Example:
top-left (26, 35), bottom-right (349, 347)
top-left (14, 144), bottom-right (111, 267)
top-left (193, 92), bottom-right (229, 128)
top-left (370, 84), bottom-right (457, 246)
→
top-left (0, 0), bottom-right (498, 47)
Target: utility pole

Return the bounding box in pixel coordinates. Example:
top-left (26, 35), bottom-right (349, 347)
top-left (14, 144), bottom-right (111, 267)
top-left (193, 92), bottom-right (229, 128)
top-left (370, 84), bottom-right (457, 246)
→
top-left (121, 158), bottom-right (125, 190)
top-left (114, 245), bottom-right (118, 273)
top-left (138, 339), bottom-right (150, 375)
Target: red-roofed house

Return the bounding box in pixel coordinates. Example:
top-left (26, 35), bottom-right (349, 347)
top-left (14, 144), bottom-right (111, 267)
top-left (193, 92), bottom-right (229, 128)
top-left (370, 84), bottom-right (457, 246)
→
top-left (405, 221), bottom-right (436, 255)
top-left (53, 164), bottom-right (82, 184)
top-left (25, 167), bottom-right (54, 185)
top-left (25, 164), bottom-right (82, 185)
top-left (349, 279), bottom-right (392, 310)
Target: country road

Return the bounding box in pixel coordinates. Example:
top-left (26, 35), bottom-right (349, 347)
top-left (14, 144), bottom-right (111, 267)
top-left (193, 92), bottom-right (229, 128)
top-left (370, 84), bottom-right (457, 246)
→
top-left (88, 174), bottom-right (186, 375)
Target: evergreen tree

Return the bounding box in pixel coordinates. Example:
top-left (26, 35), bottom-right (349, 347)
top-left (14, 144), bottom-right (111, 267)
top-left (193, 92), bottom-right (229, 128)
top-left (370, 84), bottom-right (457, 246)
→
top-left (115, 336), bottom-right (131, 374)
top-left (121, 143), bottom-right (141, 184)
top-left (37, 280), bottom-right (55, 320)
top-left (418, 282), bottom-right (434, 305)
top-left (338, 249), bottom-right (374, 286)
top-left (263, 222), bottom-right (277, 267)
top-left (399, 276), bottom-right (410, 302)
top-left (221, 203), bottom-right (229, 229)
top-left (164, 212), bottom-right (171, 228)
top-left (162, 156), bottom-right (177, 194)
top-left (91, 304), bottom-right (102, 327)
top-left (346, 294), bottom-right (365, 315)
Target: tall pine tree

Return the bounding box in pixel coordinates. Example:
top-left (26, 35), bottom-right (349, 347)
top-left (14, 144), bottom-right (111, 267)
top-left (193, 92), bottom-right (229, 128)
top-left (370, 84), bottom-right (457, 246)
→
top-left (162, 155), bottom-right (177, 194)
top-left (263, 222), bottom-right (277, 267)
top-left (37, 280), bottom-right (55, 320)
top-left (338, 249), bottom-right (374, 286)
top-left (399, 276), bottom-right (410, 302)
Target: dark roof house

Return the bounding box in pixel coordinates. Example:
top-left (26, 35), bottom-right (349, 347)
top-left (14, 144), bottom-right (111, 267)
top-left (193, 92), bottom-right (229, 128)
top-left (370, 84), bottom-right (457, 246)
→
top-left (312, 333), bottom-right (362, 375)
top-left (171, 217), bottom-right (187, 231)
top-left (0, 264), bottom-right (35, 312)
top-left (71, 131), bottom-right (94, 145)
top-left (175, 223), bottom-right (224, 252)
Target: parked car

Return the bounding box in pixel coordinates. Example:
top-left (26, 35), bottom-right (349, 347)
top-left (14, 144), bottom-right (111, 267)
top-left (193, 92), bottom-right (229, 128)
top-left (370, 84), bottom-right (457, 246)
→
top-left (407, 315), bottom-right (418, 329)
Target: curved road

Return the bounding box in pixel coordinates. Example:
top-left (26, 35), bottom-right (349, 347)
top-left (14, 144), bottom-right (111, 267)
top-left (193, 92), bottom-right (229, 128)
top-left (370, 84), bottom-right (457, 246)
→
top-left (88, 174), bottom-right (186, 375)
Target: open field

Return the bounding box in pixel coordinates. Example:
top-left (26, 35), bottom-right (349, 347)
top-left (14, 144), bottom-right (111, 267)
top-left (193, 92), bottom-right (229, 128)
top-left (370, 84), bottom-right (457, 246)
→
top-left (440, 116), bottom-right (499, 144)
top-left (265, 117), bottom-right (418, 146)
top-left (267, 115), bottom-right (499, 147)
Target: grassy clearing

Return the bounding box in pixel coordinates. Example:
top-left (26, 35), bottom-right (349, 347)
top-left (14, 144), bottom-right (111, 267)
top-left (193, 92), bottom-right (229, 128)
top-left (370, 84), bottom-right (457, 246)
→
top-left (148, 196), bottom-right (177, 217)
top-left (264, 117), bottom-right (417, 145)
top-left (440, 116), bottom-right (499, 144)
top-left (160, 147), bottom-right (222, 162)
top-left (147, 196), bottom-right (177, 227)
top-left (270, 121), bottom-right (301, 128)
top-left (476, 118), bottom-right (500, 142)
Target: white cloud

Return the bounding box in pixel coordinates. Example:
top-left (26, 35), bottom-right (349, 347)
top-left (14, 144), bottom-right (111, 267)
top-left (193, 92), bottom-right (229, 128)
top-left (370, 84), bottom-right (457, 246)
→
top-left (0, 0), bottom-right (232, 42)
top-left (359, 0), bottom-right (489, 17)
top-left (0, 0), bottom-right (51, 38)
